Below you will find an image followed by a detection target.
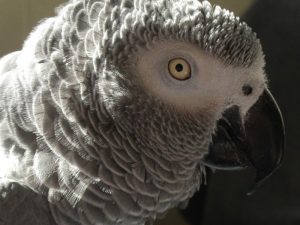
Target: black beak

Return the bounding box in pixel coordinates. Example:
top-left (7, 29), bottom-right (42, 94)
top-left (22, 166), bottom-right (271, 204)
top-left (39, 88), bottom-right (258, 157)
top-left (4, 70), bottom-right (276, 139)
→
top-left (201, 89), bottom-right (285, 194)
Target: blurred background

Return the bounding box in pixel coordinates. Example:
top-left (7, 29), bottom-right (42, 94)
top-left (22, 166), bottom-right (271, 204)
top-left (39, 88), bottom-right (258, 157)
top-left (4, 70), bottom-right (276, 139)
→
top-left (1, 1), bottom-right (299, 225)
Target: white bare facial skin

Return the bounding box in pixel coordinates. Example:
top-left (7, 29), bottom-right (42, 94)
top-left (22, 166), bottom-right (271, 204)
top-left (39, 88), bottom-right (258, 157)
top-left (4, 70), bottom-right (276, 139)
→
top-left (132, 41), bottom-right (266, 116)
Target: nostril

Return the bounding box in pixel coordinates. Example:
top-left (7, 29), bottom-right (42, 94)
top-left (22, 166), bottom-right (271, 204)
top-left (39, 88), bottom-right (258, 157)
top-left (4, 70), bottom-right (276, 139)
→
top-left (242, 85), bottom-right (253, 96)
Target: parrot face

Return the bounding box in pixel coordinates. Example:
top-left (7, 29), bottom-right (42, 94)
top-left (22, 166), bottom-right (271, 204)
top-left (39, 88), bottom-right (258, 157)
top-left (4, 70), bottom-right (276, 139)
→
top-left (101, 40), bottom-right (263, 165)
top-left (97, 0), bottom-right (284, 190)
top-left (0, 0), bottom-right (285, 224)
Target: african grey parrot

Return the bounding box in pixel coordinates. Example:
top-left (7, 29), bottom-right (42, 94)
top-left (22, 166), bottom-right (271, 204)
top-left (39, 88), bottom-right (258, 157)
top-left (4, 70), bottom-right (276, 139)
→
top-left (0, 0), bottom-right (285, 225)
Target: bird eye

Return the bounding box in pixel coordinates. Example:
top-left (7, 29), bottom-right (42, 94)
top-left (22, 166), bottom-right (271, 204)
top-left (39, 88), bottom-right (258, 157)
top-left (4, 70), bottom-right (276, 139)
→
top-left (168, 58), bottom-right (191, 80)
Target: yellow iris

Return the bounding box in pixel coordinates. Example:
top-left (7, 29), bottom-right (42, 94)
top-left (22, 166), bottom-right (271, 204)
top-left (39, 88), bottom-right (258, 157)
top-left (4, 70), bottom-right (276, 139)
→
top-left (168, 58), bottom-right (191, 80)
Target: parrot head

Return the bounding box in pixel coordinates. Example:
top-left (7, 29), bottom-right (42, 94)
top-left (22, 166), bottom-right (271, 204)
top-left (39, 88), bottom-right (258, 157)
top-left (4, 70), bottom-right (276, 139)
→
top-left (92, 0), bottom-right (285, 192)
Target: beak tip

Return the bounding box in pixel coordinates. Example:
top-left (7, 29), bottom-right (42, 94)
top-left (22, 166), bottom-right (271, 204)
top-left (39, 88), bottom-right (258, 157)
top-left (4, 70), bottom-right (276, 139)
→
top-left (247, 161), bottom-right (283, 195)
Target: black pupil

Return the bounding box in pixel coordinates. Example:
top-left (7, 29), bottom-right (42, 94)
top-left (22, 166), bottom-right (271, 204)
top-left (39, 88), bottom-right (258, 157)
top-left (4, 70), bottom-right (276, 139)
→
top-left (175, 63), bottom-right (183, 72)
